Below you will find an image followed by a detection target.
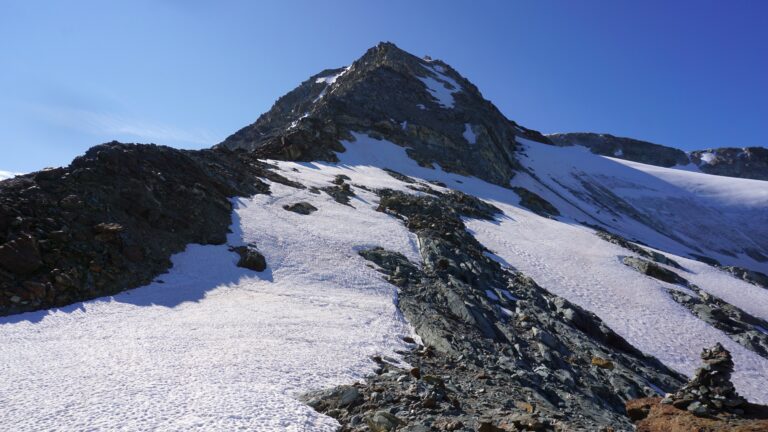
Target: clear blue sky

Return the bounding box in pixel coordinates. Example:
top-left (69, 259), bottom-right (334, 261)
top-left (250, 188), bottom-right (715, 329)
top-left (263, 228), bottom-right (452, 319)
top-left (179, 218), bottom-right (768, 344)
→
top-left (2, 1), bottom-right (767, 172)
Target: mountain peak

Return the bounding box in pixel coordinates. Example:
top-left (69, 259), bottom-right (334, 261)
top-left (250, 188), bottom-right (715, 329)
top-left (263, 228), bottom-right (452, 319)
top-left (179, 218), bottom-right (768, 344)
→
top-left (217, 43), bottom-right (549, 186)
top-left (354, 41), bottom-right (452, 75)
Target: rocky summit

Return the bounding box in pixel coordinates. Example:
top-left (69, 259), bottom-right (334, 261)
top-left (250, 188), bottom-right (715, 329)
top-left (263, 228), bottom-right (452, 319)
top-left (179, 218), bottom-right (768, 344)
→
top-left (2, 42), bottom-right (768, 431)
top-left (218, 42), bottom-right (549, 187)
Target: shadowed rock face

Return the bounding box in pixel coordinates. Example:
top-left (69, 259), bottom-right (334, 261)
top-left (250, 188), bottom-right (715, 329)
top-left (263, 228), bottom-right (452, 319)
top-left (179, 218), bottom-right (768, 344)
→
top-left (0, 142), bottom-right (297, 316)
top-left (547, 133), bottom-right (690, 167)
top-left (627, 345), bottom-right (768, 431)
top-left (691, 147), bottom-right (768, 181)
top-left (218, 42), bottom-right (551, 187)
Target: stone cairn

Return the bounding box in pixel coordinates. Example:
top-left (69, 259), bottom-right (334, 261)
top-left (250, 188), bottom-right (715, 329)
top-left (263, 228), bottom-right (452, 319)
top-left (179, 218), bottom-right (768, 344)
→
top-left (662, 343), bottom-right (747, 417)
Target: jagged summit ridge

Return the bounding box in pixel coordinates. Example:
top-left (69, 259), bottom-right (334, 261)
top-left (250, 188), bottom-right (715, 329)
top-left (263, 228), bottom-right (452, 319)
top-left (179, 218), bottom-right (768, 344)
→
top-left (218, 42), bottom-right (549, 187)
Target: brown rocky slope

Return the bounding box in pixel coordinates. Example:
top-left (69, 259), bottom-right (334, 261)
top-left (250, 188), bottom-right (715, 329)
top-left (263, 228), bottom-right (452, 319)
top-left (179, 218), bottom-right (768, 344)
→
top-left (627, 344), bottom-right (768, 431)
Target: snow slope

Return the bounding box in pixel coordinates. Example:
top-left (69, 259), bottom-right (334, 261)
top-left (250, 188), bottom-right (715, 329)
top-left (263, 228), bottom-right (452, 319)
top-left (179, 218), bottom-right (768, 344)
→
top-left (3, 133), bottom-right (768, 430)
top-left (417, 64), bottom-right (463, 108)
top-left (466, 211), bottom-right (768, 404)
top-left (313, 66), bottom-right (350, 102)
top-left (320, 134), bottom-right (768, 404)
top-left (0, 177), bottom-right (420, 431)
top-left (514, 139), bottom-right (768, 274)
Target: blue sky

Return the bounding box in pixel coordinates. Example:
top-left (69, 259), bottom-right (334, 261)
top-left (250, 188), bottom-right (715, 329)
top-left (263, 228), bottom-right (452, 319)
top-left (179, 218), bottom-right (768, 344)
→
top-left (2, 1), bottom-right (767, 172)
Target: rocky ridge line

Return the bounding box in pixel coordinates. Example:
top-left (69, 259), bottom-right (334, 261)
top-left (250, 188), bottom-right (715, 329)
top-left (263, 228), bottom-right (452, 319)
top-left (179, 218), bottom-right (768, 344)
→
top-left (304, 187), bottom-right (686, 431)
top-left (548, 132), bottom-right (768, 181)
top-left (0, 142), bottom-right (296, 316)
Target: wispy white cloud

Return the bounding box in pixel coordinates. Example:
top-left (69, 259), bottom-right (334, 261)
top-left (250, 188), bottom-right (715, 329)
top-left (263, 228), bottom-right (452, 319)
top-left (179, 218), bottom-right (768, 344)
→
top-left (28, 104), bottom-right (217, 146)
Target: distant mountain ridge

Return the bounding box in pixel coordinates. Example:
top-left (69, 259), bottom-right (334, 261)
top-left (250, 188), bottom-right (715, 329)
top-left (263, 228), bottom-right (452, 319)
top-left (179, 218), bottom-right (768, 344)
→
top-left (548, 132), bottom-right (768, 180)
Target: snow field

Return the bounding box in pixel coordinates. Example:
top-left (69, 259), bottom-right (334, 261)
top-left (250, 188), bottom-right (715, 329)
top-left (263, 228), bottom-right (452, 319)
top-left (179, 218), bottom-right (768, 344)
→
top-left (514, 138), bottom-right (768, 274)
top-left (330, 134), bottom-right (768, 404)
top-left (0, 171), bottom-right (420, 431)
top-left (3, 131), bottom-right (768, 431)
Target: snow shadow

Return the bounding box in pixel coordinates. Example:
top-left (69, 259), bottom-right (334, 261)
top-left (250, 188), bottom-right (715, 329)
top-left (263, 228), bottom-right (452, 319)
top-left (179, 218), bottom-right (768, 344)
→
top-left (109, 200), bottom-right (274, 308)
top-left (0, 303), bottom-right (88, 325)
top-left (0, 201), bottom-right (272, 325)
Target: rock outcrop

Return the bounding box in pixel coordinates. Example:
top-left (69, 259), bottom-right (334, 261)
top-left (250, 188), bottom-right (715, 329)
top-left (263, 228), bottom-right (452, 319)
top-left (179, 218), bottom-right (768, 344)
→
top-left (0, 142), bottom-right (295, 316)
top-left (663, 343), bottom-right (747, 416)
top-left (511, 187), bottom-right (560, 217)
top-left (547, 133), bottom-right (689, 167)
top-left (628, 344), bottom-right (768, 431)
top-left (305, 188), bottom-right (686, 430)
top-left (691, 147), bottom-right (768, 181)
top-left (282, 202), bottom-right (318, 215)
top-left (232, 245), bottom-right (268, 272)
top-left (549, 133), bottom-right (768, 181)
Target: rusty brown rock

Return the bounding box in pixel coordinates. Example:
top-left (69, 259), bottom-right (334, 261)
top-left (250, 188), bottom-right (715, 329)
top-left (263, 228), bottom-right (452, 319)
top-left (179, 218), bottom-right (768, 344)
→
top-left (591, 356), bottom-right (615, 370)
top-left (628, 397), bottom-right (768, 432)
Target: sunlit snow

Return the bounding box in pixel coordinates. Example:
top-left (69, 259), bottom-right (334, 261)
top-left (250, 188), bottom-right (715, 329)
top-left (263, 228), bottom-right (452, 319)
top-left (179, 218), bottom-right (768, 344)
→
top-left (314, 67), bottom-right (349, 85)
top-left (0, 171), bottom-right (19, 180)
top-left (417, 63), bottom-right (463, 108)
top-left (313, 66), bottom-right (351, 102)
top-left (700, 152), bottom-right (717, 164)
top-left (3, 132), bottom-right (768, 432)
top-left (0, 174), bottom-right (420, 431)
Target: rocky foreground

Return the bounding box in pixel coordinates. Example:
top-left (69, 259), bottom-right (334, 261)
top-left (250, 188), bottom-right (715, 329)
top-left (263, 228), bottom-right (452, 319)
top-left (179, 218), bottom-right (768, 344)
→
top-left (626, 344), bottom-right (768, 432)
top-left (300, 184), bottom-right (686, 431)
top-left (627, 399), bottom-right (768, 432)
top-left (305, 340), bottom-right (768, 431)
